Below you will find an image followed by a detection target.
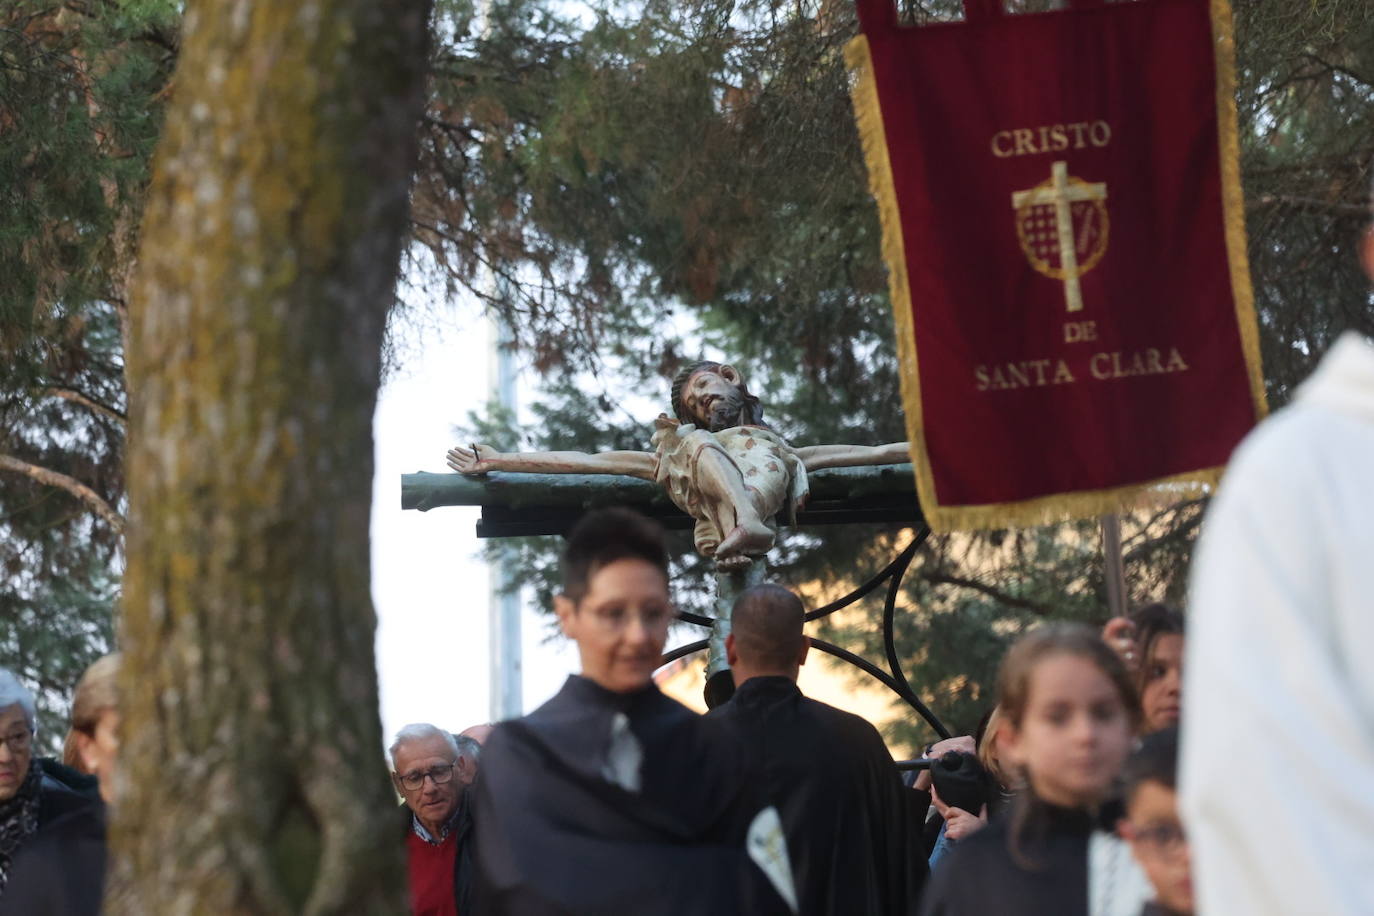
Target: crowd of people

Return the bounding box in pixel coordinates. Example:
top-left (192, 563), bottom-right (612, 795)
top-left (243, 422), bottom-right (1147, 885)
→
top-left (0, 509), bottom-right (1200, 916)
top-left (0, 198), bottom-right (1370, 916)
top-left (0, 436), bottom-right (1366, 916)
top-left (0, 481), bottom-right (1355, 916)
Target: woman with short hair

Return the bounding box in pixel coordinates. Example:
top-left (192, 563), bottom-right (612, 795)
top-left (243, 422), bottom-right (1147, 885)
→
top-left (472, 508), bottom-right (794, 915)
top-left (0, 658), bottom-right (115, 914)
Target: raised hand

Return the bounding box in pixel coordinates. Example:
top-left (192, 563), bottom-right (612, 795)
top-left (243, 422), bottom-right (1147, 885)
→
top-left (1101, 616), bottom-right (1139, 670)
top-left (446, 443), bottom-right (502, 475)
top-left (939, 801), bottom-right (989, 842)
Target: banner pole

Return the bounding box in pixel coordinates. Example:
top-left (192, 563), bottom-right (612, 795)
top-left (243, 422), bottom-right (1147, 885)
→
top-left (1100, 513), bottom-right (1127, 619)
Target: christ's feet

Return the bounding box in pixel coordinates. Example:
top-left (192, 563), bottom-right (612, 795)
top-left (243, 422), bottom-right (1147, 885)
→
top-left (715, 520), bottom-right (775, 563)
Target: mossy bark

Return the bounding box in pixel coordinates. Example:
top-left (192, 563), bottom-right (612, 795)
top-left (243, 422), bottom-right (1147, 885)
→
top-left (110, 0), bottom-right (431, 912)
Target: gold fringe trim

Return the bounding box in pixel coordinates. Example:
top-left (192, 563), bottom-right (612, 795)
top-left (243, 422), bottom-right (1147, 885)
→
top-left (844, 34), bottom-right (947, 530)
top-left (845, 28), bottom-right (1249, 533)
top-left (1211, 0), bottom-right (1268, 421)
top-left (922, 467), bottom-right (1223, 532)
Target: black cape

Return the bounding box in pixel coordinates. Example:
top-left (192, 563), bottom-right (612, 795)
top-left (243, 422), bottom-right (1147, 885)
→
top-left (706, 676), bottom-right (926, 916)
top-left (0, 798), bottom-right (105, 916)
top-left (472, 675), bottom-right (793, 916)
top-left (919, 802), bottom-right (1095, 916)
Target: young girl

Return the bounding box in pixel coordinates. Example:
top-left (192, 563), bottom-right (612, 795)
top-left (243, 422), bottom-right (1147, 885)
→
top-left (920, 623), bottom-right (1151, 916)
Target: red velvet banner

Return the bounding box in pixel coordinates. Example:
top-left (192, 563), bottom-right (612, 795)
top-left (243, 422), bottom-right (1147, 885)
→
top-left (847, 0), bottom-right (1266, 531)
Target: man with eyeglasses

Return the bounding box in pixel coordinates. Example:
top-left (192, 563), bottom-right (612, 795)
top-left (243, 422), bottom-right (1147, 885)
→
top-left (391, 723), bottom-right (473, 916)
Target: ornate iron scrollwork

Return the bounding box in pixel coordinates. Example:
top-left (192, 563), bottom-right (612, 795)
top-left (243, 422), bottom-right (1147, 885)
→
top-left (663, 525), bottom-right (949, 738)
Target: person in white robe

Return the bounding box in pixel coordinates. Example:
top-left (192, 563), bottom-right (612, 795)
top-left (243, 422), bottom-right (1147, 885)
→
top-left (1180, 206), bottom-right (1374, 916)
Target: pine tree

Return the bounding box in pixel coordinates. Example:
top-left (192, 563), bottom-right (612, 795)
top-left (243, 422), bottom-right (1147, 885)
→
top-left (0, 0), bottom-right (176, 747)
top-left (427, 0), bottom-right (1373, 742)
top-left (106, 0), bottom-right (432, 908)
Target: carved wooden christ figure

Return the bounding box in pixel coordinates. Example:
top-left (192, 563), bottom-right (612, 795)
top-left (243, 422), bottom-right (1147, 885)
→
top-left (447, 361), bottom-right (909, 568)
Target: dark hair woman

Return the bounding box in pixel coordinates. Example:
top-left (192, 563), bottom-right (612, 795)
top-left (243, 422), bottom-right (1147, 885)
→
top-left (1129, 605), bottom-right (1184, 735)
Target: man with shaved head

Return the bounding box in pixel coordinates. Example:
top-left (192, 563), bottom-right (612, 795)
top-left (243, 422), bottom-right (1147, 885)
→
top-left (707, 584), bottom-right (925, 915)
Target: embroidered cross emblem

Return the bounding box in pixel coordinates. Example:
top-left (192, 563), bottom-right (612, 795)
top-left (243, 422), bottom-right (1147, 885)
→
top-left (1012, 160), bottom-right (1109, 313)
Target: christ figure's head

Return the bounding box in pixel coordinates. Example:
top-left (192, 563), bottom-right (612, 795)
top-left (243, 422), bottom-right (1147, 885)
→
top-left (669, 361), bottom-right (767, 432)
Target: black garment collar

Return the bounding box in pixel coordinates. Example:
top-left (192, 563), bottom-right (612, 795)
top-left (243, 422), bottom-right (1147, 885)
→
top-left (729, 675), bottom-right (801, 707)
top-left (1140, 903), bottom-right (1191, 916)
top-left (526, 676), bottom-right (668, 781)
top-left (562, 673), bottom-right (660, 710)
top-left (1039, 801), bottom-right (1097, 834)
top-left (1020, 786), bottom-right (1124, 834)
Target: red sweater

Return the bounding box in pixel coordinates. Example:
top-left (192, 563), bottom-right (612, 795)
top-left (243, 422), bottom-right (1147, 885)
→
top-left (406, 828), bottom-right (458, 916)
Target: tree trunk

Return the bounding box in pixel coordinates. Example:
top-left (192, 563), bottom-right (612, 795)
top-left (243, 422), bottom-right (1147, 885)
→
top-left (109, 0), bottom-right (432, 911)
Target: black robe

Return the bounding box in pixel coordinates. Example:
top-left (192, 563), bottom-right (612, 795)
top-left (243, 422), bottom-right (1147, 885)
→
top-left (472, 675), bottom-right (793, 916)
top-left (706, 676), bottom-right (926, 916)
top-left (919, 802), bottom-right (1096, 916)
top-left (0, 797), bottom-right (105, 916)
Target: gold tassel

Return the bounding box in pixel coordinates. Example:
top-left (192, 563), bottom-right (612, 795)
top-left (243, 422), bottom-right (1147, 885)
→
top-left (844, 35), bottom-right (947, 529)
top-left (921, 469), bottom-right (1223, 533)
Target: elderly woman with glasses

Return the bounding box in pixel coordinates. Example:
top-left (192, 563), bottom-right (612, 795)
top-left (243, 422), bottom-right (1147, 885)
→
top-left (0, 667), bottom-right (98, 904)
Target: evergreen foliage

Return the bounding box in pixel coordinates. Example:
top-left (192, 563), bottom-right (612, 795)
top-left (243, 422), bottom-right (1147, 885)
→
top-left (1, 0), bottom-right (1371, 746)
top-left (434, 0), bottom-right (1373, 743)
top-left (0, 0), bottom-right (175, 746)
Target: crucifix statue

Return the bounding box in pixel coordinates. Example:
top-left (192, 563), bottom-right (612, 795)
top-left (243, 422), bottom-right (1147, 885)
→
top-left (446, 360), bottom-right (910, 570)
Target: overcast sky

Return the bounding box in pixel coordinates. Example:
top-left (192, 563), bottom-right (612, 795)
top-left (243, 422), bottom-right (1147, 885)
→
top-left (368, 294), bottom-right (726, 744)
top-left (369, 309), bottom-right (578, 743)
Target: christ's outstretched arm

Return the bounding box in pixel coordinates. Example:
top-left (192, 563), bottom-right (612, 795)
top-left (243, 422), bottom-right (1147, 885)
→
top-left (793, 442), bottom-right (910, 472)
top-left (446, 443), bottom-right (658, 480)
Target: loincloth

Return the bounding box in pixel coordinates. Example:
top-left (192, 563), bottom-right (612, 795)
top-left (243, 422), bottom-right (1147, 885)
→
top-left (651, 423), bottom-right (808, 555)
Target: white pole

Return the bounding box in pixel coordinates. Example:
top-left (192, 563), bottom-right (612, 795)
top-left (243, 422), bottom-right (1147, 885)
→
top-left (487, 313), bottom-right (522, 720)
top-left (1100, 513), bottom-right (1127, 621)
top-left (474, 0), bottom-right (522, 722)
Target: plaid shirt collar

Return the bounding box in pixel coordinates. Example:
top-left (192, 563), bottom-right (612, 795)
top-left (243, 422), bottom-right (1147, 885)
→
top-left (410, 801), bottom-right (462, 846)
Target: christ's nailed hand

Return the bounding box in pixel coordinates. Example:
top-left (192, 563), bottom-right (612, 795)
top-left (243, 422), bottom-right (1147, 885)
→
top-left (447, 443), bottom-right (499, 475)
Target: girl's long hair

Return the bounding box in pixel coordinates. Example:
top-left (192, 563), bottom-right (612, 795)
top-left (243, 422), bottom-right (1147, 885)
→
top-left (996, 624), bottom-right (1138, 869)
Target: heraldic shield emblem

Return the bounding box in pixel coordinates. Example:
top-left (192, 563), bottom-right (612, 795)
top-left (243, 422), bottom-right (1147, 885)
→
top-left (1012, 161), bottom-right (1109, 314)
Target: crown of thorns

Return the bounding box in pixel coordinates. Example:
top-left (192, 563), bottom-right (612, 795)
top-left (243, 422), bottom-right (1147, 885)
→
top-left (670, 360), bottom-right (723, 424)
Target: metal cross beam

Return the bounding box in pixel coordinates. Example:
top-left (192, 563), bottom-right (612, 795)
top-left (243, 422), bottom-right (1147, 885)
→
top-left (401, 463), bottom-right (925, 537)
